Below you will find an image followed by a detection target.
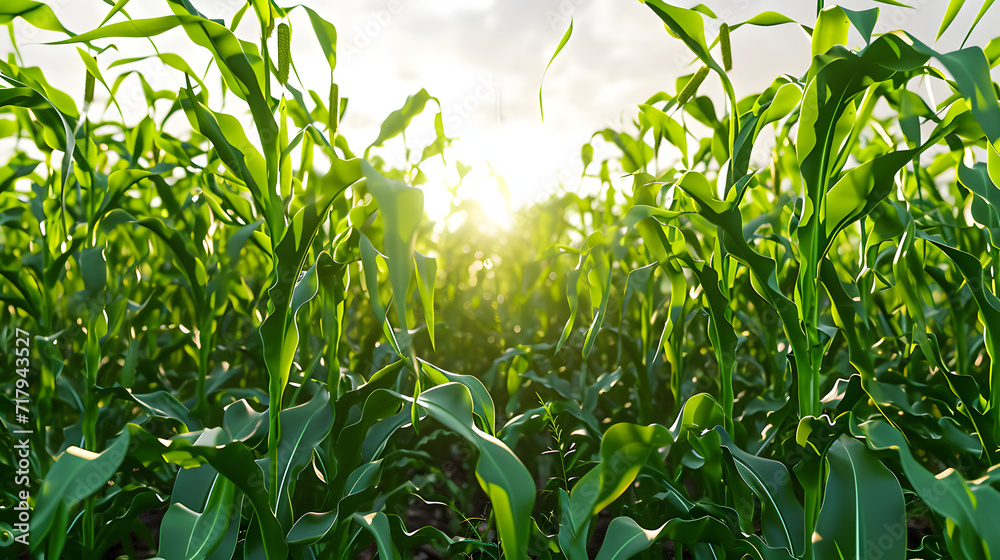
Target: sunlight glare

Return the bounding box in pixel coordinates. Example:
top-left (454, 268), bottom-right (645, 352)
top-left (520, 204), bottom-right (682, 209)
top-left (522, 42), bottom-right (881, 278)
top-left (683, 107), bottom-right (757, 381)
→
top-left (421, 156), bottom-right (513, 229)
top-left (419, 130), bottom-right (543, 229)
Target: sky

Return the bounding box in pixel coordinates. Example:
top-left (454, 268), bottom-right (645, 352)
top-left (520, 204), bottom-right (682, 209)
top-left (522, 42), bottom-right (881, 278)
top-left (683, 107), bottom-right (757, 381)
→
top-left (2, 0), bottom-right (998, 218)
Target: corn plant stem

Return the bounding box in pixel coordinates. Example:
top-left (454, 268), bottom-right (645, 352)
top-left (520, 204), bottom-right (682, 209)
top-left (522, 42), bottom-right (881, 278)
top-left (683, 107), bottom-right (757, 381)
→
top-left (83, 314), bottom-right (97, 555)
top-left (800, 157), bottom-right (827, 420)
top-left (325, 296), bottom-right (341, 400)
top-left (989, 242), bottom-right (1000, 446)
top-left (721, 368), bottom-right (735, 435)
top-left (38, 202), bottom-right (52, 330)
top-left (801, 459), bottom-right (823, 560)
top-left (798, 268), bottom-right (822, 420)
top-left (954, 308), bottom-right (970, 378)
top-left (81, 310), bottom-right (99, 553)
top-left (253, 13), bottom-right (288, 515)
top-left (268, 384), bottom-right (281, 512)
top-left (262, 27), bottom-right (272, 106)
top-left (718, 71), bottom-right (739, 190)
top-left (988, 327), bottom-right (1000, 446)
top-left (798, 95), bottom-right (838, 419)
top-left (795, 71), bottom-right (876, 558)
top-left (195, 332), bottom-right (210, 418)
top-left (716, 67), bottom-right (739, 433)
top-left (84, 496), bottom-right (95, 552)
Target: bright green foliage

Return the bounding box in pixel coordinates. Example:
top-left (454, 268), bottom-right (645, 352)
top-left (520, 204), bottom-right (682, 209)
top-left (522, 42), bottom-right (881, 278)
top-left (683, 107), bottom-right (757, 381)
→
top-left (3, 1), bottom-right (1000, 560)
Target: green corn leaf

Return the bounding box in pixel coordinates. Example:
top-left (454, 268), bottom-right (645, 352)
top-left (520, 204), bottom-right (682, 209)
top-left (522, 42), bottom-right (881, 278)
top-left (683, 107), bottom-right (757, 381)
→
top-left (259, 160), bottom-right (360, 402)
top-left (595, 516), bottom-right (665, 560)
top-left (91, 169), bottom-right (155, 230)
top-left (539, 18), bottom-right (573, 121)
top-left (622, 204), bottom-right (688, 227)
top-left (126, 424), bottom-right (289, 559)
top-left (251, 0), bottom-right (274, 30)
top-left (359, 232), bottom-right (400, 353)
top-left (813, 435), bottom-right (906, 560)
top-left (31, 429), bottom-right (130, 553)
top-left (0, 265), bottom-right (41, 318)
top-left (420, 360), bottom-right (496, 434)
top-left (638, 104), bottom-right (688, 164)
top-left (669, 393), bottom-right (725, 440)
top-left (256, 387), bottom-right (334, 528)
top-left (0, 0), bottom-right (73, 34)
top-left (362, 161), bottom-right (423, 345)
top-left (49, 14), bottom-right (203, 42)
top-left (98, 0), bottom-right (133, 27)
top-left (0, 75), bottom-right (76, 191)
top-left (619, 262), bottom-right (657, 336)
top-left (416, 383), bottom-right (535, 560)
top-left (288, 459), bottom-right (386, 546)
top-left (286, 509), bottom-right (339, 546)
top-left (413, 251), bottom-right (437, 349)
top-left (98, 3), bottom-right (281, 192)
top-left (153, 5), bottom-right (270, 109)
top-left (640, 1), bottom-right (715, 68)
top-left (92, 489), bottom-right (170, 556)
top-left (565, 423), bottom-right (673, 535)
top-left (353, 511), bottom-right (401, 560)
top-left (222, 400), bottom-right (269, 445)
top-left (158, 474), bottom-right (238, 560)
top-left (78, 244), bottom-right (106, 303)
top-left (812, 6), bottom-right (850, 57)
top-left (938, 0), bottom-right (966, 40)
top-left (594, 513), bottom-right (796, 560)
top-left (730, 11), bottom-right (798, 31)
top-left (225, 220), bottom-right (265, 264)
top-left (717, 429), bottom-right (804, 555)
top-left (179, 85), bottom-right (278, 234)
top-left (851, 419), bottom-right (1000, 559)
top-left (379, 512), bottom-right (497, 556)
top-left (108, 53), bottom-right (209, 92)
top-left (204, 493), bottom-right (243, 560)
top-left (558, 488), bottom-right (591, 559)
top-left (556, 252), bottom-right (584, 353)
top-left (821, 150), bottom-right (916, 258)
top-left (842, 7), bottom-right (879, 44)
top-left (594, 516), bottom-right (795, 560)
top-left (75, 47), bottom-right (125, 118)
top-left (104, 385), bottom-right (201, 433)
top-left (582, 260), bottom-right (612, 358)
top-left (98, 210), bottom-right (206, 317)
top-left (419, 112), bottom-right (450, 163)
top-left (964, 0), bottom-right (998, 46)
top-left (368, 89), bottom-right (438, 151)
top-left (1, 58), bottom-right (80, 116)
top-left (299, 6), bottom-right (338, 72)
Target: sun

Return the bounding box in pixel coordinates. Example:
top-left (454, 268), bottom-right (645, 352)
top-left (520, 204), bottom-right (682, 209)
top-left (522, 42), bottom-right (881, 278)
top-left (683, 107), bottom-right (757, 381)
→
top-left (421, 155), bottom-right (514, 229)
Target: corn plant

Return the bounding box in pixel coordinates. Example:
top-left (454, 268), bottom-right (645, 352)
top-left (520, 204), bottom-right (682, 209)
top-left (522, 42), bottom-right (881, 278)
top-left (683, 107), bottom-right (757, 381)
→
top-left (2, 1), bottom-right (1000, 559)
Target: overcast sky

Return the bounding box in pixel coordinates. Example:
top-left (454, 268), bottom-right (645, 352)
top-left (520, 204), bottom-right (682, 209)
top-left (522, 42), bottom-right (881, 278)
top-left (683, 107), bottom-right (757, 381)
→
top-left (2, 1), bottom-right (997, 214)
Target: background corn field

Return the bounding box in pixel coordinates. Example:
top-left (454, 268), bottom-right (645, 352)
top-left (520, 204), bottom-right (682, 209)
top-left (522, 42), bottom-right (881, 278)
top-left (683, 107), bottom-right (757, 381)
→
top-left (2, 0), bottom-right (1000, 558)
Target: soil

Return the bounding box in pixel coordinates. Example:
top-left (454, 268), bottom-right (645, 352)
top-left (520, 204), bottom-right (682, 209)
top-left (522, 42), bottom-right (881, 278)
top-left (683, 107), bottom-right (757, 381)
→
top-left (907, 515), bottom-right (934, 550)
